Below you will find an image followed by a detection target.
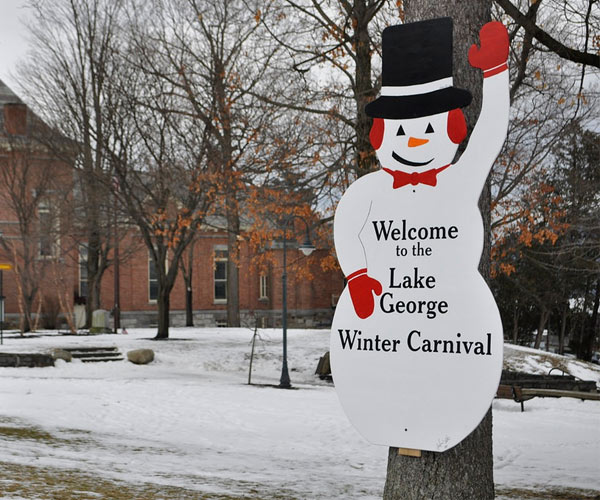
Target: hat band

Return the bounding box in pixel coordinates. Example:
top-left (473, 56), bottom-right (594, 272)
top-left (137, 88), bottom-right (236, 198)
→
top-left (380, 77), bottom-right (453, 97)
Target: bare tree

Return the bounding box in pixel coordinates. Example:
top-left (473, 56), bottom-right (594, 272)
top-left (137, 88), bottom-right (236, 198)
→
top-left (490, 0), bottom-right (598, 223)
top-left (20, 0), bottom-right (125, 327)
top-left (261, 0), bottom-right (400, 186)
top-left (103, 18), bottom-right (217, 339)
top-left (495, 0), bottom-right (600, 68)
top-left (0, 105), bottom-right (74, 332)
top-left (125, 0), bottom-right (309, 326)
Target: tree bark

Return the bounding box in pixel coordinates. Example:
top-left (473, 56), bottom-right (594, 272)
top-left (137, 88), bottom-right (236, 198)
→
top-left (581, 278), bottom-right (600, 361)
top-left (354, 0), bottom-right (378, 178)
top-left (185, 287), bottom-right (193, 327)
top-left (384, 410), bottom-right (494, 499)
top-left (22, 294), bottom-right (34, 333)
top-left (533, 307), bottom-right (550, 350)
top-left (85, 224), bottom-right (104, 328)
top-left (226, 191), bottom-right (241, 327)
top-left (181, 240), bottom-right (195, 327)
top-left (384, 2), bottom-right (496, 498)
top-left (156, 284), bottom-right (170, 340)
top-left (558, 303), bottom-right (567, 355)
top-left (512, 301), bottom-right (519, 344)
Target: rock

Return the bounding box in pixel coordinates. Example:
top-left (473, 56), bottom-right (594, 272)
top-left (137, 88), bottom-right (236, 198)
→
top-left (127, 349), bottom-right (155, 365)
top-left (315, 351), bottom-right (331, 380)
top-left (51, 349), bottom-right (72, 362)
top-left (90, 309), bottom-right (111, 334)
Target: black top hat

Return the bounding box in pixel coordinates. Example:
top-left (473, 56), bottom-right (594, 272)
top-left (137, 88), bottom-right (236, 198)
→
top-left (366, 18), bottom-right (472, 119)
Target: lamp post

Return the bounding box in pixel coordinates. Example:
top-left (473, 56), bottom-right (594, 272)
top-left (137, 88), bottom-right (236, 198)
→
top-left (112, 176), bottom-right (120, 333)
top-left (280, 215), bottom-right (315, 389)
top-left (0, 231), bottom-right (11, 345)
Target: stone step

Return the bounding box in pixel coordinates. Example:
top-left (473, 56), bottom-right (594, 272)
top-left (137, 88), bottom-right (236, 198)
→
top-left (80, 356), bottom-right (124, 363)
top-left (0, 353), bottom-right (55, 368)
top-left (62, 346), bottom-right (119, 353)
top-left (59, 346), bottom-right (123, 362)
top-left (69, 350), bottom-right (121, 358)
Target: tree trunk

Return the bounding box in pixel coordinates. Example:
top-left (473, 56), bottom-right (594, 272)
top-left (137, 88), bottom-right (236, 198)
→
top-left (384, 2), bottom-right (495, 499)
top-left (226, 191), bottom-right (241, 327)
top-left (512, 301), bottom-right (519, 344)
top-left (558, 303), bottom-right (568, 355)
top-left (533, 307), bottom-right (550, 350)
top-left (19, 267), bottom-right (37, 334)
top-left (185, 286), bottom-right (193, 327)
top-left (85, 226), bottom-right (102, 328)
top-left (577, 276), bottom-right (591, 358)
top-left (156, 285), bottom-right (170, 340)
top-left (182, 241), bottom-right (195, 327)
top-left (214, 50), bottom-right (241, 328)
top-left (354, 0), bottom-right (378, 178)
top-left (155, 248), bottom-right (172, 340)
top-left (581, 278), bottom-right (600, 361)
top-left (384, 410), bottom-right (494, 499)
top-left (22, 294), bottom-right (33, 333)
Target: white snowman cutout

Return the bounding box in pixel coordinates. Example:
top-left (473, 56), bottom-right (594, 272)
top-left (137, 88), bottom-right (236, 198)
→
top-left (330, 18), bottom-right (509, 452)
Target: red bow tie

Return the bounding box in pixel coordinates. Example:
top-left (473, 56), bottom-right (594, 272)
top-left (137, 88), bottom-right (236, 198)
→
top-left (383, 165), bottom-right (450, 189)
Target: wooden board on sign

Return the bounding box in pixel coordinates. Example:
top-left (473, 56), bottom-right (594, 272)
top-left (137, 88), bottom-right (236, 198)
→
top-left (398, 448), bottom-right (421, 458)
top-left (0, 264), bottom-right (12, 270)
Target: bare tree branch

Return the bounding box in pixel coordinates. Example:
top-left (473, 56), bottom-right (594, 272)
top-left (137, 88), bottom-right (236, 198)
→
top-left (495, 0), bottom-right (600, 68)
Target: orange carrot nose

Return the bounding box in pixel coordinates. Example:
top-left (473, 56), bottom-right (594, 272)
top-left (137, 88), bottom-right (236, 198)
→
top-left (408, 136), bottom-right (429, 147)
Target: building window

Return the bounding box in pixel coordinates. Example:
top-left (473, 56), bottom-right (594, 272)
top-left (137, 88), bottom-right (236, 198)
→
top-left (259, 274), bottom-right (269, 300)
top-left (149, 254), bottom-right (158, 302)
top-left (79, 245), bottom-right (88, 299)
top-left (38, 202), bottom-right (59, 258)
top-left (214, 248), bottom-right (228, 303)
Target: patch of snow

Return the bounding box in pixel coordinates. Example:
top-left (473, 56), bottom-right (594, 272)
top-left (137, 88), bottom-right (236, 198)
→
top-left (0, 329), bottom-right (598, 497)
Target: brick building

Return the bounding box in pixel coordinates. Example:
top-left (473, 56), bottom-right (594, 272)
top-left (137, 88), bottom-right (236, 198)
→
top-left (94, 227), bottom-right (342, 329)
top-left (0, 79), bottom-right (343, 330)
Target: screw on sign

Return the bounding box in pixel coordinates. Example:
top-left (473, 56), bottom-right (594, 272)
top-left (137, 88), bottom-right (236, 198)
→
top-left (330, 18), bottom-right (509, 453)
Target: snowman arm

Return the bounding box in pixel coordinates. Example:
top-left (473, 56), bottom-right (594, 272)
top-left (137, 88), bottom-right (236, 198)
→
top-left (333, 182), bottom-right (372, 276)
top-left (454, 70), bottom-right (509, 195)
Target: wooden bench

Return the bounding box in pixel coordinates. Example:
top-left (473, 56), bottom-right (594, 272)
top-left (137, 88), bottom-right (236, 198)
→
top-left (496, 384), bottom-right (535, 412)
top-left (496, 384), bottom-right (600, 411)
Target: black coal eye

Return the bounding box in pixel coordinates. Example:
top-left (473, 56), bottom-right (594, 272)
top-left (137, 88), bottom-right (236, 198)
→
top-left (396, 125), bottom-right (406, 136)
top-left (425, 123), bottom-right (434, 133)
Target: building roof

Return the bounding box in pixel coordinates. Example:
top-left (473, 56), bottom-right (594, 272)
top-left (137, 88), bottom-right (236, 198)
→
top-left (0, 78), bottom-right (25, 133)
top-left (0, 78), bottom-right (24, 106)
top-left (0, 78), bottom-right (76, 153)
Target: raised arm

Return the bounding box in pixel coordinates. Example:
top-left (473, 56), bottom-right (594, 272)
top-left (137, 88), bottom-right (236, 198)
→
top-left (455, 22), bottom-right (510, 193)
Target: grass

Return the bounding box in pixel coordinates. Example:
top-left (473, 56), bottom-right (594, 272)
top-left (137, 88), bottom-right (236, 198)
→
top-left (0, 460), bottom-right (263, 500)
top-left (496, 486), bottom-right (600, 499)
top-left (1, 417), bottom-right (598, 499)
top-left (0, 460), bottom-right (304, 499)
top-left (0, 418), bottom-right (299, 500)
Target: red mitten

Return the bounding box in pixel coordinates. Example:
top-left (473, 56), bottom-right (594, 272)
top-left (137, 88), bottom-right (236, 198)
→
top-left (468, 21), bottom-right (509, 77)
top-left (346, 268), bottom-right (382, 319)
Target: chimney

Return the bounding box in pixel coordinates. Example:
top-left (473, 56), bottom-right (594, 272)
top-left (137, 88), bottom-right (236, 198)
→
top-left (3, 103), bottom-right (27, 135)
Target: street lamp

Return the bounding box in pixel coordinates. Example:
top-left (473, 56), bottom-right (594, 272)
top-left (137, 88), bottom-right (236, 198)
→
top-left (280, 215), bottom-right (315, 388)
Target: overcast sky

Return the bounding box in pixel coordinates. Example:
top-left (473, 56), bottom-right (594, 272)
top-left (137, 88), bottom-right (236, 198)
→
top-left (0, 0), bottom-right (32, 89)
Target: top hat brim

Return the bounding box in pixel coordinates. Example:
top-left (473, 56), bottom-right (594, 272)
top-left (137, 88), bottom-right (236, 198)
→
top-left (365, 87), bottom-right (472, 119)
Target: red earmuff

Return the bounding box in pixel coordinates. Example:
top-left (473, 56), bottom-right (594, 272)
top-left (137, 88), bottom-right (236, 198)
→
top-left (447, 109), bottom-right (467, 144)
top-left (369, 118), bottom-right (384, 150)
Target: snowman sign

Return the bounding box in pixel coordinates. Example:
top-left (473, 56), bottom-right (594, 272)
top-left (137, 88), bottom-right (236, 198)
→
top-left (330, 18), bottom-right (509, 452)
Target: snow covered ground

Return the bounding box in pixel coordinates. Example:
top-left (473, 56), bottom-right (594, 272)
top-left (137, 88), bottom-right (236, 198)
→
top-left (0, 328), bottom-right (599, 499)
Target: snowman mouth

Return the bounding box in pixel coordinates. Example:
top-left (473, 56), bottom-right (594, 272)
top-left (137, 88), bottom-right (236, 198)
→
top-left (392, 152), bottom-right (434, 167)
